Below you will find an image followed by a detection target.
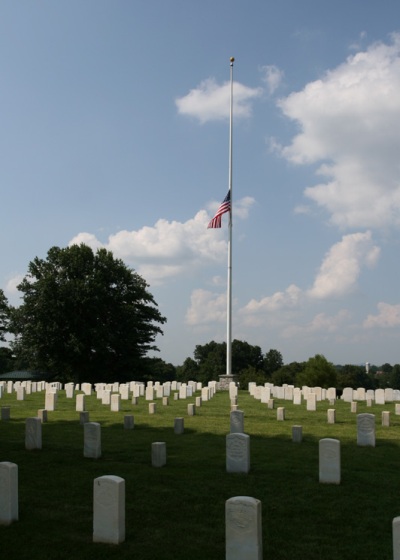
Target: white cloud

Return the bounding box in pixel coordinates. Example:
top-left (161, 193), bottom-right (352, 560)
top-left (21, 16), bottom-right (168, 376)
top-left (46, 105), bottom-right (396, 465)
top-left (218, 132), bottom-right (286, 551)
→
top-left (175, 79), bottom-right (262, 124)
top-left (185, 289), bottom-right (227, 325)
top-left (4, 274), bottom-right (24, 295)
top-left (69, 198), bottom-right (253, 285)
top-left (363, 302), bottom-right (400, 328)
top-left (241, 284), bottom-right (303, 318)
top-left (282, 309), bottom-right (352, 338)
top-left (261, 64), bottom-right (284, 94)
top-left (307, 231), bottom-right (380, 299)
top-left (277, 34), bottom-right (400, 230)
top-left (239, 231), bottom-right (379, 329)
top-left (67, 232), bottom-right (104, 251)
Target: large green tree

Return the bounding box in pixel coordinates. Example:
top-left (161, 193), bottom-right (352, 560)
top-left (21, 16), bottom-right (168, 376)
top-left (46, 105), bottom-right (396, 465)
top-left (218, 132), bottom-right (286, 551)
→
top-left (190, 339), bottom-right (266, 383)
top-left (263, 348), bottom-right (284, 377)
top-left (297, 354), bottom-right (337, 388)
top-left (0, 289), bottom-right (10, 342)
top-left (10, 244), bottom-right (166, 383)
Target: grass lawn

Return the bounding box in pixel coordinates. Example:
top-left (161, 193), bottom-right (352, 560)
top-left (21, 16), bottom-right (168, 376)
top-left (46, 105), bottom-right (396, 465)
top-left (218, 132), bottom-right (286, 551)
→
top-left (0, 387), bottom-right (399, 559)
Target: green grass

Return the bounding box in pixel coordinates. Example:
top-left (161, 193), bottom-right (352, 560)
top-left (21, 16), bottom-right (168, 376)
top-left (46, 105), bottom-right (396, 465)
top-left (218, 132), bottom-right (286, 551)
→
top-left (1, 389), bottom-right (400, 559)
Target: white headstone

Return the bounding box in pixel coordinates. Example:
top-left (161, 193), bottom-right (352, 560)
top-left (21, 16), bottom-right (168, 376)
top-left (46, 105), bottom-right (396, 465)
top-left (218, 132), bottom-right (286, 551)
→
top-left (226, 496), bottom-right (262, 560)
top-left (1, 406), bottom-right (11, 421)
top-left (226, 433), bottom-right (250, 474)
top-left (93, 475), bottom-right (125, 544)
top-left (230, 410), bottom-right (244, 434)
top-left (307, 393), bottom-right (317, 411)
top-left (393, 516), bottom-right (400, 560)
top-left (145, 386), bottom-right (154, 401)
top-left (327, 409), bottom-right (336, 424)
top-left (45, 392), bottom-right (56, 411)
top-left (277, 407), bottom-right (285, 421)
top-left (102, 391), bottom-right (111, 405)
top-left (319, 438), bottom-right (340, 484)
top-left (0, 462), bottom-right (18, 525)
top-left (174, 417), bottom-right (184, 434)
top-left (342, 387), bottom-right (354, 402)
top-left (292, 425), bottom-right (302, 443)
top-left (152, 442), bottom-right (166, 467)
top-left (84, 422), bottom-right (101, 459)
top-left (149, 403), bottom-right (156, 414)
top-left (357, 413), bottom-right (375, 447)
top-left (76, 394), bottom-right (85, 412)
top-left (375, 389), bottom-right (385, 405)
top-left (110, 394), bottom-right (121, 412)
top-left (25, 417), bottom-right (42, 450)
top-left (382, 411), bottom-right (390, 426)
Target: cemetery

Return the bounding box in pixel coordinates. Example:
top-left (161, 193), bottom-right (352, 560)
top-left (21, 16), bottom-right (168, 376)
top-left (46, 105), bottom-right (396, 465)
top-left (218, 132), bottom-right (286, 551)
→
top-left (1, 380), bottom-right (400, 559)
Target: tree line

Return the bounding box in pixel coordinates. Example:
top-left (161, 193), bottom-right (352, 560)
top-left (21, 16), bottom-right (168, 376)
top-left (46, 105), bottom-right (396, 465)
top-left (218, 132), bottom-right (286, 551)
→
top-left (1, 243), bottom-right (399, 389)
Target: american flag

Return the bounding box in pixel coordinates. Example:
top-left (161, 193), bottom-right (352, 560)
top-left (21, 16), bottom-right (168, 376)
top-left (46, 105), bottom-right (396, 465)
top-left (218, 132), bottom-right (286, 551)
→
top-left (207, 191), bottom-right (231, 228)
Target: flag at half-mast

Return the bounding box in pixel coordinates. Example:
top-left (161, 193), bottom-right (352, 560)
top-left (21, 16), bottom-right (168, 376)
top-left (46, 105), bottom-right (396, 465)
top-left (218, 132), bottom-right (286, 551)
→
top-left (207, 191), bottom-right (231, 228)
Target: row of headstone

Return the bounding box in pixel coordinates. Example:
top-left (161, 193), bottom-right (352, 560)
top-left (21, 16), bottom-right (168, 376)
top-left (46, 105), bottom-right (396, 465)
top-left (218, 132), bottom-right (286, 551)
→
top-left (342, 387), bottom-right (400, 404)
top-left (248, 382), bottom-right (400, 406)
top-left (4, 463), bottom-right (400, 559)
top-left (0, 462), bottom-right (262, 557)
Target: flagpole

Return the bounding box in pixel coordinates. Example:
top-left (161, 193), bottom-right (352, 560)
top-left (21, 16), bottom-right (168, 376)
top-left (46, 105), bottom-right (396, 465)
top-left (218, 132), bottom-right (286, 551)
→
top-left (226, 56), bottom-right (234, 376)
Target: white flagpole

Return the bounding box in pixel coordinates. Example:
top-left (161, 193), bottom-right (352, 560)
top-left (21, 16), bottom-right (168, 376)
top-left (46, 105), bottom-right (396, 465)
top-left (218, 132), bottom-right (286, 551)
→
top-left (226, 57), bottom-right (234, 376)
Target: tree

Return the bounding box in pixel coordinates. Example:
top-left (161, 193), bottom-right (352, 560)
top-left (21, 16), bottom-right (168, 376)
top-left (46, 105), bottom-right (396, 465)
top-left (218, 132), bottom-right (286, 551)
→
top-left (263, 349), bottom-right (284, 377)
top-left (0, 347), bottom-right (15, 374)
top-left (0, 289), bottom-right (10, 342)
top-left (194, 341), bottom-right (226, 383)
top-left (176, 357), bottom-right (200, 383)
top-left (297, 354), bottom-right (337, 388)
top-left (271, 361), bottom-right (304, 385)
top-left (336, 364), bottom-right (370, 390)
top-left (192, 339), bottom-right (265, 383)
top-left (388, 364), bottom-right (400, 390)
top-left (10, 244), bottom-right (166, 383)
top-left (142, 357), bottom-right (176, 383)
top-left (231, 340), bottom-right (263, 375)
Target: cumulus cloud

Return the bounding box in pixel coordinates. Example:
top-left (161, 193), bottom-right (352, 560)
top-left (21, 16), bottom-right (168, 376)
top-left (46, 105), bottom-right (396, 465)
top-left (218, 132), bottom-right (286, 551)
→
top-left (261, 64), bottom-right (284, 94)
top-left (4, 274), bottom-right (24, 295)
top-left (282, 309), bottom-right (352, 338)
top-left (307, 231), bottom-right (380, 299)
top-left (185, 289), bottom-right (227, 325)
top-left (239, 231), bottom-right (379, 328)
top-left (175, 79), bottom-right (262, 124)
top-left (69, 198), bottom-right (253, 285)
top-left (242, 284), bottom-right (302, 314)
top-left (363, 302), bottom-right (400, 328)
top-left (277, 34), bottom-right (400, 229)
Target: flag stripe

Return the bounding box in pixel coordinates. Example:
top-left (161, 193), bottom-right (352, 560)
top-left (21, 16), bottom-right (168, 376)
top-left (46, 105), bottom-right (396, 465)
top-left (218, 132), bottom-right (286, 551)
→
top-left (207, 191), bottom-right (231, 228)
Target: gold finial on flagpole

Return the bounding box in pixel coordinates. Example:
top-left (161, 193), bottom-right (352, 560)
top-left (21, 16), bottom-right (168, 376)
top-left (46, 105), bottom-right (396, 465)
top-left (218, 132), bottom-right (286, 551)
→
top-left (230, 56), bottom-right (235, 64)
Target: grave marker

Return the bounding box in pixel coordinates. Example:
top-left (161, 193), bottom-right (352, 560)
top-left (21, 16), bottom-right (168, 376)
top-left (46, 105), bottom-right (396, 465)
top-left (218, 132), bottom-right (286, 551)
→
top-left (25, 417), bottom-right (42, 450)
top-left (84, 422), bottom-right (101, 459)
top-left (226, 433), bottom-right (250, 474)
top-left (0, 462), bottom-right (18, 525)
top-left (152, 442), bottom-right (166, 467)
top-left (319, 438), bottom-right (340, 484)
top-left (357, 413), bottom-right (375, 447)
top-left (93, 475), bottom-right (125, 544)
top-left (226, 496), bottom-right (262, 560)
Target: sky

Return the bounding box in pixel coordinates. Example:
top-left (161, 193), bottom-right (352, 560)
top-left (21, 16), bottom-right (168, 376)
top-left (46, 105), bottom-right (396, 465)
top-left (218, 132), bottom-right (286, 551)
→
top-left (2, 0), bottom-right (400, 368)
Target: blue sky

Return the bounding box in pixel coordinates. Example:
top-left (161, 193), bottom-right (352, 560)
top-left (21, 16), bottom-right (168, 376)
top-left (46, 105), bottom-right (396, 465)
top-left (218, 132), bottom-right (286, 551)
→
top-left (2, 0), bottom-right (400, 367)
